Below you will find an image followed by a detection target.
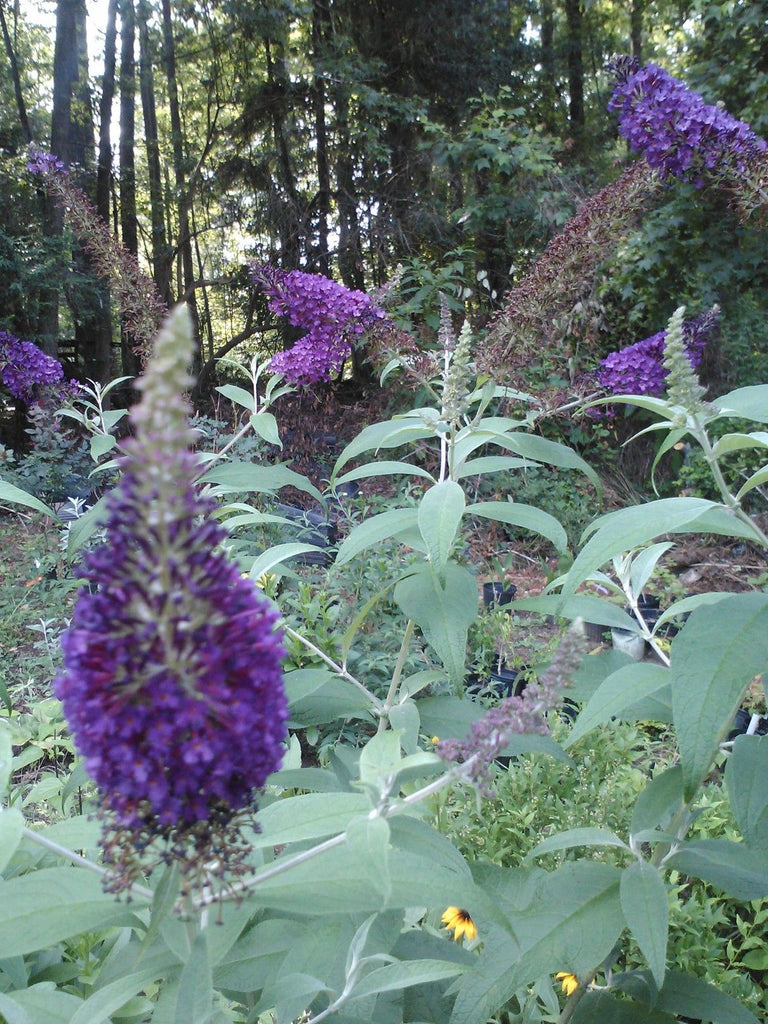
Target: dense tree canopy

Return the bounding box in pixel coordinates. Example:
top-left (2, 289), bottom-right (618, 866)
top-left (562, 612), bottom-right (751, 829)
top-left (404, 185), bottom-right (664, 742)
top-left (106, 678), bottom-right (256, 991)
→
top-left (1, 0), bottom-right (766, 392)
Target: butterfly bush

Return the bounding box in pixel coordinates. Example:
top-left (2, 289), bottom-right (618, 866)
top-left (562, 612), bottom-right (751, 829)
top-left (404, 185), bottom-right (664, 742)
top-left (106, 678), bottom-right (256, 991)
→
top-left (608, 57), bottom-right (767, 185)
top-left (54, 306), bottom-right (287, 880)
top-left (598, 306), bottom-right (719, 397)
top-left (252, 264), bottom-right (386, 386)
top-left (0, 329), bottom-right (65, 401)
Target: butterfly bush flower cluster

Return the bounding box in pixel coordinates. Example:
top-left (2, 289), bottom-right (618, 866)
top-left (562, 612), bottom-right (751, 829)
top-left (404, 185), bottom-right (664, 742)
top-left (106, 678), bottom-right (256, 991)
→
top-left (54, 306), bottom-right (287, 884)
top-left (0, 329), bottom-right (64, 401)
top-left (252, 264), bottom-right (386, 386)
top-left (598, 305), bottom-right (719, 398)
top-left (608, 57), bottom-right (767, 185)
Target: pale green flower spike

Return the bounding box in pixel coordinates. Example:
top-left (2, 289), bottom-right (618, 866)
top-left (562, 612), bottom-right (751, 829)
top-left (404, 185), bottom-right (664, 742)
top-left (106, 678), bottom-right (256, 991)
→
top-left (662, 305), bottom-right (708, 415)
top-left (442, 320), bottom-right (474, 425)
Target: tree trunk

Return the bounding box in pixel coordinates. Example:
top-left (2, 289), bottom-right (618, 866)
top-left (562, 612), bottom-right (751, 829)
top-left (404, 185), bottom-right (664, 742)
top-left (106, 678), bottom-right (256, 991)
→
top-left (118, 0), bottom-right (141, 376)
top-left (630, 0), bottom-right (643, 63)
top-left (161, 0), bottom-right (201, 370)
top-left (0, 2), bottom-right (32, 143)
top-left (138, 0), bottom-right (172, 306)
top-left (311, 0), bottom-right (331, 276)
top-left (95, 0), bottom-right (118, 222)
top-left (564, 0), bottom-right (585, 141)
top-left (540, 0), bottom-right (556, 132)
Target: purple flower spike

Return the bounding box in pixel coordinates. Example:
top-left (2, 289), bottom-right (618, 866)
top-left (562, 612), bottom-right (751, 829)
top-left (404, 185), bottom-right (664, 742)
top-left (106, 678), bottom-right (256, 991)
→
top-left (0, 330), bottom-right (64, 401)
top-left (252, 265), bottom-right (386, 386)
top-left (55, 307), bottom-right (287, 877)
top-left (608, 59), bottom-right (766, 185)
top-left (27, 149), bottom-right (67, 177)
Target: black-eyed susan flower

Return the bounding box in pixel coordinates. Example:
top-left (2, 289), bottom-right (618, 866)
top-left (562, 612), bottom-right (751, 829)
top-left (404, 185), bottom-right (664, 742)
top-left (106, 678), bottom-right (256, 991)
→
top-left (442, 906), bottom-right (477, 942)
top-left (556, 972), bottom-right (579, 997)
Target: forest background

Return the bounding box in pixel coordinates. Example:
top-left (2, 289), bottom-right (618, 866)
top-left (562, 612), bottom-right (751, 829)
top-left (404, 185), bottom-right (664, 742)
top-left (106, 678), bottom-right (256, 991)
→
top-left (2, 0), bottom-right (767, 421)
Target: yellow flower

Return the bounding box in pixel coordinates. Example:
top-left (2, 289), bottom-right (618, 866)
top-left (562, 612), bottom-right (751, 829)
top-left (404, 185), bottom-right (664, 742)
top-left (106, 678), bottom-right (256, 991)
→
top-left (441, 906), bottom-right (477, 942)
top-left (556, 972), bottom-right (579, 997)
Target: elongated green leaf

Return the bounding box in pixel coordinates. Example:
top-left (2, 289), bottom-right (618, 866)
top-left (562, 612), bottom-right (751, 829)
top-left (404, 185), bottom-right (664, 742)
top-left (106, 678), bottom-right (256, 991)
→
top-left (395, 562), bottom-right (478, 686)
top-left (215, 383), bottom-right (255, 413)
top-left (455, 455), bottom-right (527, 479)
top-left (0, 984), bottom-right (83, 1024)
top-left (511, 594), bottom-right (637, 631)
top-left (725, 735), bottom-right (768, 852)
top-left (572, 989), bottom-right (675, 1023)
top-left (0, 479), bottom-right (57, 518)
top-left (713, 384), bottom-right (768, 423)
top-left (284, 669), bottom-right (374, 727)
top-left (466, 500), bottom-right (567, 553)
top-left (0, 727), bottom-right (11, 795)
top-left (70, 963), bottom-right (174, 1024)
top-left (419, 481), bottom-right (465, 577)
top-left (620, 861), bottom-right (668, 989)
top-left (352, 958), bottom-right (469, 999)
top-left (333, 416), bottom-right (438, 477)
top-left (333, 461), bottom-right (435, 487)
top-left (249, 543), bottom-right (327, 578)
top-left (0, 867), bottom-right (146, 957)
top-left (652, 970), bottom-right (761, 1023)
top-left (175, 930), bottom-right (213, 1024)
top-left (526, 827), bottom-right (630, 859)
top-left (201, 460), bottom-right (323, 503)
top-left (346, 816), bottom-right (391, 905)
top-left (214, 918), bottom-right (305, 992)
top-left (0, 808), bottom-right (24, 874)
top-left (671, 593), bottom-right (768, 799)
top-left (628, 543), bottom-right (674, 598)
top-left (736, 465), bottom-right (768, 501)
top-left (565, 663), bottom-right (670, 747)
top-left (252, 793), bottom-right (371, 848)
top-left (712, 431), bottom-right (768, 458)
top-left (335, 508), bottom-right (419, 566)
top-left (563, 499), bottom-right (758, 599)
top-left (668, 839), bottom-right (768, 900)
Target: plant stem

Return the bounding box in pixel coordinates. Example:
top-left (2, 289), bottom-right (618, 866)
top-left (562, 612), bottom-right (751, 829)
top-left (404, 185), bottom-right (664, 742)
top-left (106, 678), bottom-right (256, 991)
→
top-left (377, 619), bottom-right (415, 734)
top-left (283, 625), bottom-right (383, 711)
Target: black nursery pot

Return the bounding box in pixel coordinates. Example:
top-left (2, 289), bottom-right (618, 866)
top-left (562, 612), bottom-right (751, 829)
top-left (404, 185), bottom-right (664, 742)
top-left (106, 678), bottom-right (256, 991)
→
top-left (482, 582), bottom-right (517, 609)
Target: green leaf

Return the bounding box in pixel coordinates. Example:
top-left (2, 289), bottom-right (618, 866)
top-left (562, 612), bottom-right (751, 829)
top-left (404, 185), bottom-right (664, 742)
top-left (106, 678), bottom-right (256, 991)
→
top-left (335, 508), bottom-right (420, 565)
top-left (346, 816), bottom-right (391, 905)
top-left (333, 461), bottom-right (435, 487)
top-left (512, 594), bottom-right (637, 631)
top-left (175, 930), bottom-right (213, 1024)
top-left (284, 669), bottom-right (374, 726)
top-left (272, 973), bottom-right (328, 1024)
top-left (455, 455), bottom-right (527, 479)
top-left (70, 963), bottom-right (175, 1024)
top-left (630, 766), bottom-right (685, 838)
top-left (253, 793), bottom-right (371, 848)
top-left (0, 726), bottom-right (11, 795)
top-left (418, 481), bottom-right (465, 578)
top-left (214, 918), bottom-right (305, 992)
top-left (671, 593), bottom-right (768, 799)
top-left (215, 383), bottom-right (255, 413)
top-left (563, 499), bottom-right (758, 599)
top-left (0, 867), bottom-right (146, 956)
top-left (736, 465), bottom-right (768, 502)
top-left (565, 664), bottom-right (670, 747)
top-left (416, 695), bottom-right (485, 742)
top-left (725, 735), bottom-right (768, 852)
top-left (201, 460), bottom-right (323, 504)
top-left (620, 861), bottom-right (668, 989)
top-left (249, 411), bottom-right (282, 447)
top-left (0, 478), bottom-right (57, 518)
top-left (0, 808), bottom-right (24, 874)
top-left (333, 416), bottom-right (438, 477)
top-left (395, 562), bottom-right (478, 687)
top-left (668, 839), bottom-right (768, 900)
top-left (249, 543), bottom-right (327, 579)
top-left (450, 862), bottom-right (623, 1024)
top-left (571, 989), bottom-right (675, 1023)
top-left (466, 500), bottom-right (567, 553)
top-left (712, 431), bottom-right (768, 459)
top-left (653, 969), bottom-right (761, 1023)
top-left (352, 958), bottom-right (469, 999)
top-left (89, 433), bottom-right (117, 461)
top-left (628, 543), bottom-right (675, 598)
top-left (714, 384), bottom-right (768, 423)
top-left (526, 827), bottom-right (630, 859)
top-left (0, 984), bottom-right (83, 1024)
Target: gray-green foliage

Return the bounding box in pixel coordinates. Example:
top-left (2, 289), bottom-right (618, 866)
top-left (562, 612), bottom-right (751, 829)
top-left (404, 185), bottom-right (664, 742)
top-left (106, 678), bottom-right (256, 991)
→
top-left (1, 307), bottom-right (767, 1023)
